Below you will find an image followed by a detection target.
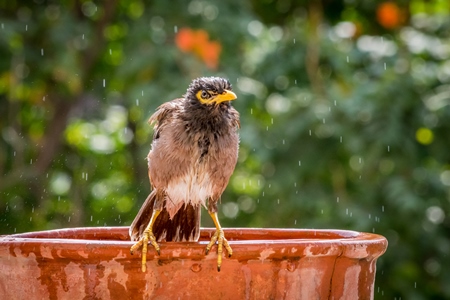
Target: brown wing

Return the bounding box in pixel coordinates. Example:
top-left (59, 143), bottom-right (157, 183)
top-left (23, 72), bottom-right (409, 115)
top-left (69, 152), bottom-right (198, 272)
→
top-left (129, 98), bottom-right (201, 242)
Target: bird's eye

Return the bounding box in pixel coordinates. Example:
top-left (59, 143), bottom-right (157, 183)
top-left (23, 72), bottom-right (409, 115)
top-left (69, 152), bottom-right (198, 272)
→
top-left (201, 91), bottom-right (210, 99)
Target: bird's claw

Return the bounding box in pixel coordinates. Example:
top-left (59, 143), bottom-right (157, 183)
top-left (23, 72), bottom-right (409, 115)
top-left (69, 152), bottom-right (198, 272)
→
top-left (205, 228), bottom-right (232, 272)
top-left (130, 229), bottom-right (160, 272)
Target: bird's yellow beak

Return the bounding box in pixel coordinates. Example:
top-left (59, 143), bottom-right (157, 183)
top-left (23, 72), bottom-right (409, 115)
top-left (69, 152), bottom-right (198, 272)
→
top-left (213, 90), bottom-right (237, 104)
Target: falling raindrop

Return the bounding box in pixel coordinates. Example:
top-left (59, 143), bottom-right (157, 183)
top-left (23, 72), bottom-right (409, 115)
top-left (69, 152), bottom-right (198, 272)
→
top-left (334, 100), bottom-right (337, 106)
top-left (384, 62), bottom-right (386, 70)
top-left (41, 48), bottom-right (44, 56)
top-left (271, 118), bottom-right (273, 125)
top-left (340, 136), bottom-right (343, 143)
top-left (323, 118), bottom-right (325, 124)
top-left (277, 199), bottom-right (280, 204)
top-left (250, 108), bottom-right (253, 114)
top-left (298, 160), bottom-right (301, 166)
top-left (282, 139), bottom-right (285, 145)
top-left (346, 56), bottom-right (349, 63)
top-left (387, 145), bottom-right (390, 152)
top-left (25, 24), bottom-right (28, 31)
top-left (294, 220), bottom-right (297, 225)
top-left (294, 79), bottom-right (297, 85)
top-left (91, 215), bottom-right (93, 221)
top-left (103, 79), bottom-right (106, 87)
top-left (109, 49), bottom-right (112, 55)
top-left (68, 216), bottom-right (71, 222)
top-left (174, 26), bottom-right (178, 33)
top-left (142, 90), bottom-right (144, 96)
top-left (309, 130), bottom-right (311, 136)
top-left (136, 99), bottom-right (139, 106)
top-left (321, 210), bottom-right (323, 214)
top-left (1, 23), bottom-right (3, 29)
top-left (337, 197), bottom-right (339, 203)
top-left (82, 34), bottom-right (85, 39)
top-left (30, 159), bottom-right (33, 164)
top-left (382, 205), bottom-right (385, 212)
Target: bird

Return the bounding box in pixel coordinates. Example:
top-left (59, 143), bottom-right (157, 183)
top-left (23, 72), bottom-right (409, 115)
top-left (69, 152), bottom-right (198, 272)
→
top-left (129, 76), bottom-right (240, 272)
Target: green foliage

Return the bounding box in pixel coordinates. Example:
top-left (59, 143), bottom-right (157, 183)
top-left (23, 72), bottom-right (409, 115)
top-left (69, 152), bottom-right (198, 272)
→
top-left (1, 0), bottom-right (450, 299)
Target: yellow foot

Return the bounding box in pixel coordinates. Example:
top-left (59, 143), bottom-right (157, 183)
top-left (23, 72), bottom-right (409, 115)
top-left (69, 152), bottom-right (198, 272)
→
top-left (205, 228), bottom-right (232, 272)
top-left (130, 229), bottom-right (160, 272)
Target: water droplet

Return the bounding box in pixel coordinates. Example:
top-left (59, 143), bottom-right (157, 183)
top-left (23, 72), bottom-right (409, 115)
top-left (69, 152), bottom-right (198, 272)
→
top-left (174, 26), bottom-right (178, 33)
top-left (91, 215), bottom-right (93, 221)
top-left (190, 263), bottom-right (202, 272)
top-left (298, 160), bottom-right (301, 166)
top-left (103, 79), bottom-right (106, 87)
top-left (41, 48), bottom-right (44, 56)
top-left (136, 99), bottom-right (139, 106)
top-left (346, 56), bottom-right (349, 63)
top-left (250, 108), bottom-right (253, 114)
top-left (277, 199), bottom-right (280, 204)
top-left (293, 38), bottom-right (296, 44)
top-left (294, 220), bottom-right (297, 225)
top-left (287, 261), bottom-right (296, 272)
top-left (25, 24), bottom-right (28, 31)
top-left (382, 205), bottom-right (384, 212)
top-left (309, 130), bottom-right (312, 136)
top-left (387, 145), bottom-right (390, 152)
top-left (142, 90), bottom-right (144, 96)
top-left (334, 100), bottom-right (337, 106)
top-left (340, 136), bottom-right (343, 143)
top-left (294, 79), bottom-right (297, 85)
top-left (271, 118), bottom-right (273, 125)
top-left (323, 118), bottom-right (325, 124)
top-left (337, 197), bottom-right (339, 203)
top-left (68, 216), bottom-right (71, 222)
top-left (384, 62), bottom-right (386, 70)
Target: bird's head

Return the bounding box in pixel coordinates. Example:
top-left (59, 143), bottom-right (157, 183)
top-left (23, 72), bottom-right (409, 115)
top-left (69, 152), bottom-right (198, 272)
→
top-left (185, 77), bottom-right (237, 106)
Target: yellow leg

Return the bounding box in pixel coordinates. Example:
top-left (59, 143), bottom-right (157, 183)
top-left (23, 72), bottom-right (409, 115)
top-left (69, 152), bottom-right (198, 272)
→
top-left (205, 212), bottom-right (232, 272)
top-left (130, 209), bottom-right (161, 272)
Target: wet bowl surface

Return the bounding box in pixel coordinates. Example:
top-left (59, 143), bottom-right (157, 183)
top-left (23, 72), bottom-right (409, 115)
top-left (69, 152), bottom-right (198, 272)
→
top-left (0, 227), bottom-right (387, 299)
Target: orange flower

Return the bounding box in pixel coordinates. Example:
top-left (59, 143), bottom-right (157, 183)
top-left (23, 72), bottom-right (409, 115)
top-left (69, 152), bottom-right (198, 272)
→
top-left (175, 28), bottom-right (222, 69)
top-left (376, 2), bottom-right (403, 29)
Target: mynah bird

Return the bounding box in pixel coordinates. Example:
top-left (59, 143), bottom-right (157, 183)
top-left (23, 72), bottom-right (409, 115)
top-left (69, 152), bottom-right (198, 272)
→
top-left (129, 76), bottom-right (239, 272)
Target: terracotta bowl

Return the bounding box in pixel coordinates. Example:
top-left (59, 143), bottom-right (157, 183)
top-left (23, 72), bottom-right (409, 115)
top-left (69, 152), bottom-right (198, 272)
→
top-left (0, 227), bottom-right (387, 299)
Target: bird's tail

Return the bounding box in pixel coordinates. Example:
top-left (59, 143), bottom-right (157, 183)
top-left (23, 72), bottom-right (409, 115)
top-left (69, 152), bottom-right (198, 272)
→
top-left (129, 190), bottom-right (201, 242)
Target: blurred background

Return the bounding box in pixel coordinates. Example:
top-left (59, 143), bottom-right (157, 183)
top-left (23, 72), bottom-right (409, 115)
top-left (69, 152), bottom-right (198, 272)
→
top-left (1, 0), bottom-right (450, 298)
